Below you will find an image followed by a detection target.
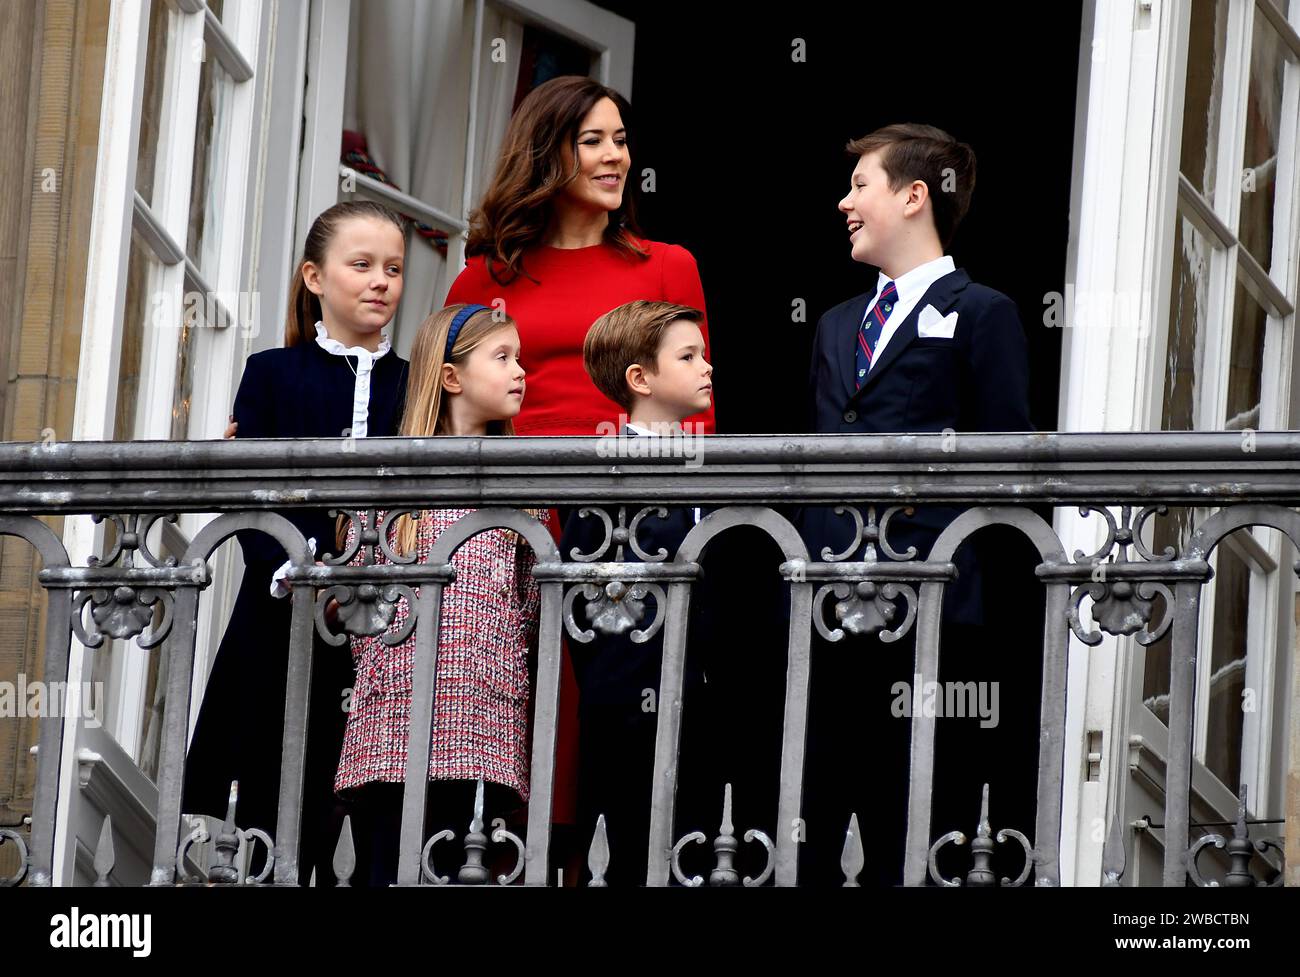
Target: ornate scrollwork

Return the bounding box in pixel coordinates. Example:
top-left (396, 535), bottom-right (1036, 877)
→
top-left (73, 513), bottom-right (181, 648)
top-left (1187, 785), bottom-right (1285, 887)
top-left (315, 583), bottom-right (418, 646)
top-left (1074, 504), bottom-right (1175, 564)
top-left (1131, 505), bottom-right (1177, 562)
top-left (670, 783), bottom-right (774, 887)
top-left (563, 580), bottom-right (666, 645)
top-left (325, 508), bottom-right (422, 566)
top-left (669, 831), bottom-right (707, 887)
top-left (927, 784), bottom-right (1034, 887)
top-left (176, 783), bottom-right (276, 885)
top-left (420, 830), bottom-right (456, 885)
top-left (566, 505), bottom-right (673, 563)
top-left (1068, 580), bottom-right (1172, 646)
top-left (0, 827), bottom-right (29, 887)
top-left (813, 580), bottom-right (917, 643)
top-left (421, 778), bottom-right (525, 885)
top-left (821, 505), bottom-right (918, 563)
top-left (72, 586), bottom-right (174, 648)
top-left (87, 513), bottom-right (179, 569)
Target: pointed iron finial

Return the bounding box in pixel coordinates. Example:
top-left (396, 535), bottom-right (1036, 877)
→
top-left (333, 814), bottom-right (356, 886)
top-left (841, 813), bottom-right (864, 886)
top-left (92, 815), bottom-right (115, 887)
top-left (1101, 812), bottom-right (1126, 886)
top-left (977, 782), bottom-right (992, 839)
top-left (587, 814), bottom-right (610, 887)
top-left (457, 778), bottom-right (490, 885)
top-left (709, 783), bottom-right (741, 887)
top-left (208, 780), bottom-right (242, 884)
top-left (471, 777), bottom-right (485, 835)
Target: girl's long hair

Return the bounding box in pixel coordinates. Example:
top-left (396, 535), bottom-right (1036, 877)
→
top-left (466, 75), bottom-right (648, 285)
top-left (285, 200), bottom-right (406, 347)
top-left (393, 304), bottom-right (518, 554)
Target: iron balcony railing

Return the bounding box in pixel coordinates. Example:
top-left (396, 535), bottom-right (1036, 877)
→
top-left (2, 432), bottom-right (1296, 887)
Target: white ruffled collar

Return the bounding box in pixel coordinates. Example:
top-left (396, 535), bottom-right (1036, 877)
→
top-left (314, 321), bottom-right (391, 361)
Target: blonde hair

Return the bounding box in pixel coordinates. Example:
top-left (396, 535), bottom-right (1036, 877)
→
top-left (394, 304), bottom-right (519, 554)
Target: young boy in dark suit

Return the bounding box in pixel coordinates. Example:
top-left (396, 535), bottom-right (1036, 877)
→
top-left (562, 300), bottom-right (717, 886)
top-left (800, 124), bottom-right (1034, 884)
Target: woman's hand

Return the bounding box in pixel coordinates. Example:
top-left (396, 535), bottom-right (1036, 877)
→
top-left (224, 414), bottom-right (237, 439)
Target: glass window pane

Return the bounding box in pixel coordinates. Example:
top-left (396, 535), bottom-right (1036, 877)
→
top-left (1237, 12), bottom-right (1290, 271)
top-left (171, 302), bottom-right (199, 440)
top-left (1204, 539), bottom-right (1250, 789)
top-left (135, 0), bottom-right (172, 207)
top-left (115, 228), bottom-right (162, 440)
top-left (1162, 214), bottom-right (1214, 431)
top-left (1141, 508), bottom-right (1189, 723)
top-left (1179, 0), bottom-right (1230, 197)
top-left (185, 49), bottom-right (218, 265)
top-left (1224, 278), bottom-right (1268, 429)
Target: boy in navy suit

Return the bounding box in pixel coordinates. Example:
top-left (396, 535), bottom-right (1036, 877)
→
top-left (801, 124), bottom-right (1034, 884)
top-left (563, 300), bottom-right (717, 885)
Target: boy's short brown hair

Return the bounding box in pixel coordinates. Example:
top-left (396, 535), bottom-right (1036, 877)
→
top-left (847, 123), bottom-right (976, 248)
top-left (583, 300), bottom-right (704, 411)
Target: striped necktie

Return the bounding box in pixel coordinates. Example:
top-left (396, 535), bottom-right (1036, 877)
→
top-left (855, 280), bottom-right (899, 389)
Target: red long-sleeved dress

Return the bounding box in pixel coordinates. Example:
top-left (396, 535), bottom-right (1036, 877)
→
top-left (445, 239), bottom-right (716, 435)
top-left (444, 238), bottom-right (717, 827)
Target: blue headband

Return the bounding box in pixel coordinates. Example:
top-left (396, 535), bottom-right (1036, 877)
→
top-left (446, 304), bottom-right (492, 360)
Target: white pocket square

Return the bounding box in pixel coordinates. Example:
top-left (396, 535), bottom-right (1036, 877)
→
top-left (917, 304), bottom-right (958, 339)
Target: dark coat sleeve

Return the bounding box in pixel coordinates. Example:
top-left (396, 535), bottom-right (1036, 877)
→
top-left (232, 352), bottom-right (276, 438)
top-left (965, 294), bottom-right (1032, 432)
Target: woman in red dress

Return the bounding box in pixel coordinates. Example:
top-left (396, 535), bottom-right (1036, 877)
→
top-left (446, 75), bottom-right (715, 437)
top-left (444, 75), bottom-right (717, 872)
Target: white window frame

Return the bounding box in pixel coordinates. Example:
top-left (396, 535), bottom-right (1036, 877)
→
top-left (1057, 0), bottom-right (1299, 885)
top-left (1132, 0), bottom-right (1300, 819)
top-left (58, 0), bottom-right (262, 884)
top-left (298, 0), bottom-right (636, 318)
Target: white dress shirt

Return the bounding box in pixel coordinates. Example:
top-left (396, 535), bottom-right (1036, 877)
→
top-left (625, 421), bottom-right (701, 524)
top-left (313, 321), bottom-right (391, 438)
top-left (269, 323), bottom-right (391, 597)
top-left (862, 254), bottom-right (956, 370)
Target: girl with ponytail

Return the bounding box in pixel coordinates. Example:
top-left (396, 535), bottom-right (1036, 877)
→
top-left (183, 200), bottom-right (411, 886)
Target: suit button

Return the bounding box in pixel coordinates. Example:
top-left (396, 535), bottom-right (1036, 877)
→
top-left (843, 409), bottom-right (858, 423)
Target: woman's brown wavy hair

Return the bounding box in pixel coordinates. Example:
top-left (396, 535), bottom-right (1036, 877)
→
top-left (466, 75), bottom-right (648, 285)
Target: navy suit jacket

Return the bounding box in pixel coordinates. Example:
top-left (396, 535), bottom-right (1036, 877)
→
top-left (801, 267), bottom-right (1032, 624)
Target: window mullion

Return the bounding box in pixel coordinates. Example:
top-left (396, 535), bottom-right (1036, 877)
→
top-left (1237, 245), bottom-right (1295, 315)
top-left (1254, 0), bottom-right (1300, 60)
top-left (133, 5), bottom-right (204, 444)
top-left (203, 5), bottom-right (254, 81)
top-left (185, 0), bottom-right (261, 446)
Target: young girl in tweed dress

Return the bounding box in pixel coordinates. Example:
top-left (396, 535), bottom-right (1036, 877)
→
top-left (334, 303), bottom-right (550, 885)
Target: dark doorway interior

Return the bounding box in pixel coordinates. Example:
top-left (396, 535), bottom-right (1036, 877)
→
top-left (580, 4), bottom-right (1078, 878)
top-left (592, 1), bottom-right (1081, 434)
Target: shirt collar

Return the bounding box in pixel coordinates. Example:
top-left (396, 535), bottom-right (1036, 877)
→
top-left (626, 421), bottom-right (684, 437)
top-left (874, 254), bottom-right (956, 305)
top-left (314, 321), bottom-right (391, 361)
